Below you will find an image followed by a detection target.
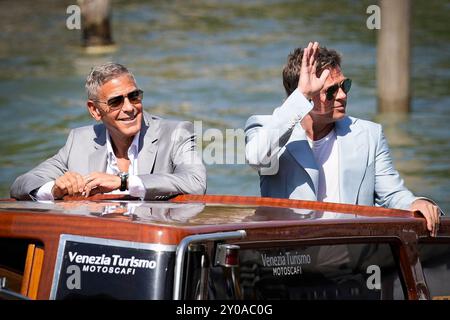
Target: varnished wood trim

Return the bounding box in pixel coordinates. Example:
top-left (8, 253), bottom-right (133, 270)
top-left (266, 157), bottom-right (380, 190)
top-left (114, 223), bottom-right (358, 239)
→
top-left (171, 194), bottom-right (417, 218)
top-left (28, 246), bottom-right (44, 300)
top-left (20, 244), bottom-right (35, 297)
top-left (63, 193), bottom-right (418, 218)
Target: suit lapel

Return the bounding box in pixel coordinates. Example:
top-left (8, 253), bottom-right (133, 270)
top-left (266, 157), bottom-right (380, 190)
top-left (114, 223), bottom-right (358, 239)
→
top-left (138, 113), bottom-right (159, 174)
top-left (89, 124), bottom-right (107, 173)
top-left (285, 124), bottom-right (319, 196)
top-left (336, 117), bottom-right (368, 204)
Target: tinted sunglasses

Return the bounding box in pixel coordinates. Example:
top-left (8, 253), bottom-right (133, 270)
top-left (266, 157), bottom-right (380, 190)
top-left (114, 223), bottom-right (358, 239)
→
top-left (95, 89), bottom-right (144, 110)
top-left (325, 78), bottom-right (352, 101)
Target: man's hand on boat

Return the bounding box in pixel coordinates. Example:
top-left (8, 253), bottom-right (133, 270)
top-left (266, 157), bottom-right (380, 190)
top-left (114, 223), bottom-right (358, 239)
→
top-left (83, 172), bottom-right (122, 197)
top-left (52, 172), bottom-right (86, 199)
top-left (411, 199), bottom-right (441, 237)
top-left (51, 171), bottom-right (121, 199)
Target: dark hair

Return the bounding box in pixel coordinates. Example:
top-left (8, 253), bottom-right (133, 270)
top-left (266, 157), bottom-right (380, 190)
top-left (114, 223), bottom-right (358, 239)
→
top-left (282, 46), bottom-right (342, 96)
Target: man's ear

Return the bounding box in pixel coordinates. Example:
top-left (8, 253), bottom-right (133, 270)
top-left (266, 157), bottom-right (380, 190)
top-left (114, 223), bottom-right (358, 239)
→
top-left (87, 100), bottom-right (102, 121)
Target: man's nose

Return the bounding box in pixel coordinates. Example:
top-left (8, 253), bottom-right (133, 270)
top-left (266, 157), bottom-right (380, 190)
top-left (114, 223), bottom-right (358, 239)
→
top-left (121, 96), bottom-right (134, 112)
top-left (336, 87), bottom-right (347, 100)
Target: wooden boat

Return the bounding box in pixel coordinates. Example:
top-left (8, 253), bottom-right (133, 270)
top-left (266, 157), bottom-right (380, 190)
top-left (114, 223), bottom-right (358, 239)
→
top-left (0, 194), bottom-right (449, 300)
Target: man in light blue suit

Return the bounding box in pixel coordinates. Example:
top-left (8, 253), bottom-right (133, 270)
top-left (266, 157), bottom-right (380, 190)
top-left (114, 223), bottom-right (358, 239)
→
top-left (245, 42), bottom-right (441, 235)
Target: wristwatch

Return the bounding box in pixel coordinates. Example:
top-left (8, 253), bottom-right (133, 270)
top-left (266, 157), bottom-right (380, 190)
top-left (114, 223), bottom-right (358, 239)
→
top-left (118, 172), bottom-right (129, 191)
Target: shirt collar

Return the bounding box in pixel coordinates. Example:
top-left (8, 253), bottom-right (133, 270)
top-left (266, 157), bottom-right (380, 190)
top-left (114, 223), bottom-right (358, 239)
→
top-left (105, 130), bottom-right (140, 160)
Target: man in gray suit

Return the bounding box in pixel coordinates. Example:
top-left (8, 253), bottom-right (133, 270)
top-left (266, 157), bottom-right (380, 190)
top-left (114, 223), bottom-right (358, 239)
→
top-left (10, 63), bottom-right (206, 201)
top-left (245, 42), bottom-right (441, 235)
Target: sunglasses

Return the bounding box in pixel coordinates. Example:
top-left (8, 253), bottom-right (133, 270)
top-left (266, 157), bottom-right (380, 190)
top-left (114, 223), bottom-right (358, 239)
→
top-left (94, 89), bottom-right (144, 110)
top-left (325, 78), bottom-right (352, 101)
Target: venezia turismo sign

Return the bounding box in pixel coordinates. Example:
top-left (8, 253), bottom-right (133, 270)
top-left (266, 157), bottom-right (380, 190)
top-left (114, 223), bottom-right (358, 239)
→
top-left (50, 235), bottom-right (176, 299)
top-left (68, 251), bottom-right (157, 275)
top-left (261, 251), bottom-right (312, 277)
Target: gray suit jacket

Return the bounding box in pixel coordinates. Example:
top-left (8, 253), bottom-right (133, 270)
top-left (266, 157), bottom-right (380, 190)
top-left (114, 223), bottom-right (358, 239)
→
top-left (10, 112), bottom-right (206, 200)
top-left (245, 89), bottom-right (418, 210)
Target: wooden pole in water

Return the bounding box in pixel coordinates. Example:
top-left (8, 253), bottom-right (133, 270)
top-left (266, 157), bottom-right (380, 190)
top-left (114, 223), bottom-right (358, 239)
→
top-left (377, 0), bottom-right (411, 113)
top-left (78, 0), bottom-right (114, 47)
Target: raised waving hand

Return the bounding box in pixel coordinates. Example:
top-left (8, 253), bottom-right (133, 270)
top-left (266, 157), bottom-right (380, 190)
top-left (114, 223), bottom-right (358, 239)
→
top-left (298, 41), bottom-right (330, 99)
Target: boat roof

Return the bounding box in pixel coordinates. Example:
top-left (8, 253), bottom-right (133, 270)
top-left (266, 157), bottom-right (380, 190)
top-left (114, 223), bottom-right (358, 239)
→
top-left (0, 194), bottom-right (419, 227)
top-left (1, 195), bottom-right (447, 246)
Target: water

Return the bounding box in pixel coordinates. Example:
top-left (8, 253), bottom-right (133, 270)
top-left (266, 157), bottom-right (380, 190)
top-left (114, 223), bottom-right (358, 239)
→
top-left (0, 0), bottom-right (449, 213)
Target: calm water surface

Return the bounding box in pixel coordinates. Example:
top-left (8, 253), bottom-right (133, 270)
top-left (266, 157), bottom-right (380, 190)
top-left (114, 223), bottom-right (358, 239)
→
top-left (0, 0), bottom-right (449, 213)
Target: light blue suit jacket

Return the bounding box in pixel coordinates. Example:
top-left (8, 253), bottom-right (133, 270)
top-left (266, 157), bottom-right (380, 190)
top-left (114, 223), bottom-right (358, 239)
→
top-left (245, 89), bottom-right (418, 210)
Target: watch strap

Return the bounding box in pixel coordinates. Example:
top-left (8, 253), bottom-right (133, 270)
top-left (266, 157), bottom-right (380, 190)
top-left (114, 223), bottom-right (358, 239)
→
top-left (118, 172), bottom-right (129, 191)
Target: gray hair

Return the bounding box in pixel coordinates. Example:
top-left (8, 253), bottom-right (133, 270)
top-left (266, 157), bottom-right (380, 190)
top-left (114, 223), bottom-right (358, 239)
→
top-left (85, 62), bottom-right (136, 100)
